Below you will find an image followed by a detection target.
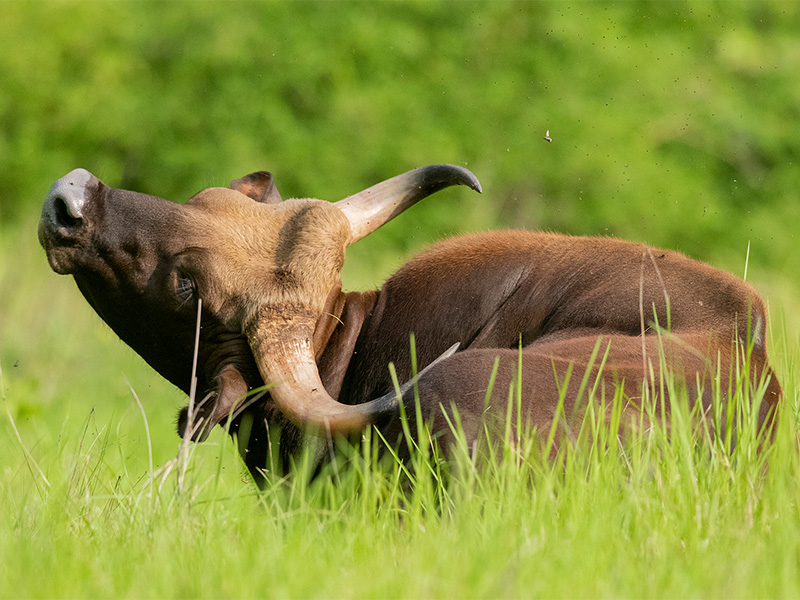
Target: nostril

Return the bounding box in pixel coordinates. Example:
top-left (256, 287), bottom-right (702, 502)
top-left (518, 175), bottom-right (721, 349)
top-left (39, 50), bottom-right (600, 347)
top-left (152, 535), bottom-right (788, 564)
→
top-left (53, 196), bottom-right (82, 229)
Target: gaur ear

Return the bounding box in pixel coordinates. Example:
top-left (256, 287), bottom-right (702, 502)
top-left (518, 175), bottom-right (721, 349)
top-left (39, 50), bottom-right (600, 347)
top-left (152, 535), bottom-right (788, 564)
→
top-left (230, 171), bottom-right (282, 204)
top-left (177, 365), bottom-right (249, 442)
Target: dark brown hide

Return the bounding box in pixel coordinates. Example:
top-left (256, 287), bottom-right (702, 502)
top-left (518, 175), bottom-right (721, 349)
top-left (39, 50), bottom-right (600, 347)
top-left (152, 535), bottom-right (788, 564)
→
top-left (342, 231), bottom-right (775, 399)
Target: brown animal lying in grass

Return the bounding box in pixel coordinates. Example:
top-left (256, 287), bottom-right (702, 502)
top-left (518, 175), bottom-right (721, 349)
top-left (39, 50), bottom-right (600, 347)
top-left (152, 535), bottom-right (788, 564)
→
top-left (39, 164), bottom-right (781, 483)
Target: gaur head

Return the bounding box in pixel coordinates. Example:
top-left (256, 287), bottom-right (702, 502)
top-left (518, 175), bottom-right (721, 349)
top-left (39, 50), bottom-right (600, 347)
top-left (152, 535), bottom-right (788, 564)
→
top-left (39, 165), bottom-right (481, 439)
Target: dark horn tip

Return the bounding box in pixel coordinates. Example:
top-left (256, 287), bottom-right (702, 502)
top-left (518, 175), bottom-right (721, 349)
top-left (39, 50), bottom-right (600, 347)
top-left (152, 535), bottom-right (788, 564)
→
top-left (434, 164), bottom-right (482, 194)
top-left (455, 165), bottom-right (482, 194)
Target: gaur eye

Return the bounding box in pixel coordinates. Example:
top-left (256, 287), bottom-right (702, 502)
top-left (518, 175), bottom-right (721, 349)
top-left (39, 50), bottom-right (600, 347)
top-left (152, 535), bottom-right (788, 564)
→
top-left (175, 270), bottom-right (196, 303)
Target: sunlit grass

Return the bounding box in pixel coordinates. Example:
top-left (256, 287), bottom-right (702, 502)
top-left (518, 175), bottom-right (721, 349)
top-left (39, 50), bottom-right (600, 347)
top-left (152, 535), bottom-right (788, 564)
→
top-left (2, 327), bottom-right (798, 598)
top-left (3, 224), bottom-right (800, 598)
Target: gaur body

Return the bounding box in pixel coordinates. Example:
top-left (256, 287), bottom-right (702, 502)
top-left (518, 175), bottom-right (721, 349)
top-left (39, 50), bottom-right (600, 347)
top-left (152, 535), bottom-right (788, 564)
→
top-left (233, 230), bottom-right (781, 474)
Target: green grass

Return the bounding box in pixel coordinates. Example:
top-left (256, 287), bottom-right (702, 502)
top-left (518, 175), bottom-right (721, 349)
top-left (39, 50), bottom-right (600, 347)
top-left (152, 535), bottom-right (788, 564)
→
top-left (2, 349), bottom-right (798, 599)
top-left (3, 224), bottom-right (800, 599)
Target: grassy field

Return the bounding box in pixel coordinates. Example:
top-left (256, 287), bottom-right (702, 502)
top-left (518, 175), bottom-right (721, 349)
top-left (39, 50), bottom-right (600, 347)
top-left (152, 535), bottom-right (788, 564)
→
top-left (3, 1), bottom-right (800, 598)
top-left (2, 219), bottom-right (799, 599)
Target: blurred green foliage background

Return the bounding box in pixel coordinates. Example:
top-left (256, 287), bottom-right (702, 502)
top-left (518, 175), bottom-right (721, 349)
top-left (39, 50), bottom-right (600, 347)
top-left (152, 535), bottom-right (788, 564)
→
top-left (3, 1), bottom-right (799, 279)
top-left (1, 0), bottom-right (798, 386)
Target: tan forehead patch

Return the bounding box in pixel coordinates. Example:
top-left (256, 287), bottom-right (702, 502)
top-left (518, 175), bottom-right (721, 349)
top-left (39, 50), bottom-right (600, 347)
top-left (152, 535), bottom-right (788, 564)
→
top-left (182, 189), bottom-right (352, 326)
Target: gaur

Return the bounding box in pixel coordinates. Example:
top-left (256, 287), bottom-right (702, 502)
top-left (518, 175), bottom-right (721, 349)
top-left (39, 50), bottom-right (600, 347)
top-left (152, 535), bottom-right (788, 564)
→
top-left (39, 165), bottom-right (781, 483)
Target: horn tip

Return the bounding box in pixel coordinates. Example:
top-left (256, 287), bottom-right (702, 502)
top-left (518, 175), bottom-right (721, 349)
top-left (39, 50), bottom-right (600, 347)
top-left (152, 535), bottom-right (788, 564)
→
top-left (446, 164), bottom-right (481, 194)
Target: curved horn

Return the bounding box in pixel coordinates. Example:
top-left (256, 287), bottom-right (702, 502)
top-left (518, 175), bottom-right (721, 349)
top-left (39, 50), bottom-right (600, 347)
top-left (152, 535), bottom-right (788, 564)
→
top-left (335, 164), bottom-right (482, 243)
top-left (246, 310), bottom-right (392, 434)
top-left (246, 308), bottom-right (460, 436)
